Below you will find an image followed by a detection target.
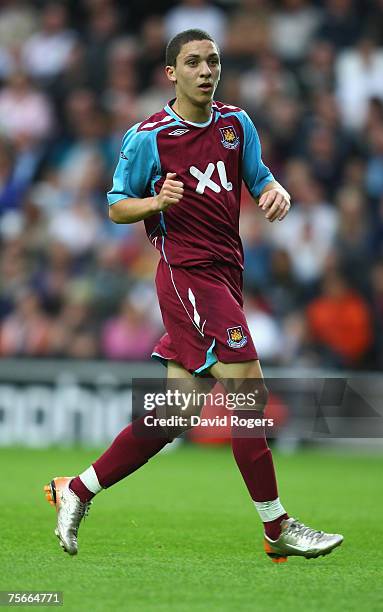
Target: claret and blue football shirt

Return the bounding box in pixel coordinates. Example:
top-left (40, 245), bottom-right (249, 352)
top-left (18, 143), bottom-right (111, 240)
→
top-left (107, 100), bottom-right (274, 269)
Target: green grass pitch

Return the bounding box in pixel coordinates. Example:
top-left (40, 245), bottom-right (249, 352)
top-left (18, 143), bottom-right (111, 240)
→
top-left (0, 444), bottom-right (382, 611)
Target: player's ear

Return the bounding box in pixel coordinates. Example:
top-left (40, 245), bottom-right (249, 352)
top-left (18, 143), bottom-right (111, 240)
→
top-left (165, 65), bottom-right (177, 84)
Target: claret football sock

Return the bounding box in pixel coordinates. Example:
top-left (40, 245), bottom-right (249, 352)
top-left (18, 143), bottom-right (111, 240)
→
top-left (262, 512), bottom-right (289, 541)
top-left (231, 416), bottom-right (288, 538)
top-left (232, 431), bottom-right (279, 500)
top-left (70, 473), bottom-right (96, 502)
top-left (69, 409), bottom-right (170, 503)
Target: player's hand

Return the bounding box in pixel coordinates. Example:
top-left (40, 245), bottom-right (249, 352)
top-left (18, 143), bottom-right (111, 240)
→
top-left (153, 173), bottom-right (184, 212)
top-left (258, 188), bottom-right (291, 222)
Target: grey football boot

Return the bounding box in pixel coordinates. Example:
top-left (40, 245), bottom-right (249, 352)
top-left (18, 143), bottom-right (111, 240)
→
top-left (44, 477), bottom-right (92, 555)
top-left (264, 517), bottom-right (343, 563)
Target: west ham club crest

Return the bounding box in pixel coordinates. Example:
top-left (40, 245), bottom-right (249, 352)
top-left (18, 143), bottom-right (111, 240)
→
top-left (220, 126), bottom-right (240, 150)
top-left (227, 325), bottom-right (248, 348)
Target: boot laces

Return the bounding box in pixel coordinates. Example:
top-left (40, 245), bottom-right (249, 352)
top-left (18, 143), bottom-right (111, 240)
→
top-left (70, 500), bottom-right (92, 526)
top-left (287, 519), bottom-right (324, 542)
top-left (68, 500), bottom-right (92, 537)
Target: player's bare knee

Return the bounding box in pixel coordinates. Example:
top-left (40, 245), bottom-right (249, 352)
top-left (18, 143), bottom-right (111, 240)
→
top-left (220, 376), bottom-right (268, 413)
top-left (238, 378), bottom-right (268, 413)
top-left (251, 380), bottom-right (269, 413)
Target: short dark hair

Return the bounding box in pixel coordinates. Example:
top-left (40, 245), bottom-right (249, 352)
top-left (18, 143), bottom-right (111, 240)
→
top-left (166, 29), bottom-right (218, 67)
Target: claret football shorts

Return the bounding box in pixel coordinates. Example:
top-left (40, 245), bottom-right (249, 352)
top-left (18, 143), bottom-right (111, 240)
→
top-left (152, 260), bottom-right (258, 375)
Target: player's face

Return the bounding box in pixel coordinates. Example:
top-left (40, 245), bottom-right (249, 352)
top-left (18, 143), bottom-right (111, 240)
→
top-left (167, 39), bottom-right (221, 106)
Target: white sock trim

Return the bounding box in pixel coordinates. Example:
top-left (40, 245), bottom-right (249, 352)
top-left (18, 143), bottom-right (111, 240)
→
top-left (253, 497), bottom-right (286, 522)
top-left (79, 466), bottom-right (102, 495)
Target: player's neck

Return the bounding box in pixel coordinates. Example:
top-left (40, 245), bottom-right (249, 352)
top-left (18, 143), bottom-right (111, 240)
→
top-left (172, 97), bottom-right (212, 124)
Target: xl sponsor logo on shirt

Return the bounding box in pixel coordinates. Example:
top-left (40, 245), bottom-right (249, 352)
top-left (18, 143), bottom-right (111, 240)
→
top-left (189, 161), bottom-right (233, 194)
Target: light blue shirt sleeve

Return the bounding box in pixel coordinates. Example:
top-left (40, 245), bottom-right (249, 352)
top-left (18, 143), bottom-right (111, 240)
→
top-left (107, 125), bottom-right (159, 205)
top-left (238, 111), bottom-right (274, 197)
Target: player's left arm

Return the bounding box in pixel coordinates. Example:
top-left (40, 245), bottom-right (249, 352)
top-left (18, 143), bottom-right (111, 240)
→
top-left (258, 180), bottom-right (291, 222)
top-left (239, 111), bottom-right (291, 222)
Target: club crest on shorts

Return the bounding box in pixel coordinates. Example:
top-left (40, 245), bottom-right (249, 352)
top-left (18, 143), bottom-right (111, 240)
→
top-left (220, 126), bottom-right (240, 150)
top-left (227, 325), bottom-right (247, 348)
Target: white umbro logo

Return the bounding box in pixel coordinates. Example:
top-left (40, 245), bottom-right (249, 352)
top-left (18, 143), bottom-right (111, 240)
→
top-left (168, 128), bottom-right (189, 136)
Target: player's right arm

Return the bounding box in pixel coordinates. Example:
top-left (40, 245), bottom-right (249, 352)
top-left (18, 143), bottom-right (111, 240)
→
top-left (107, 125), bottom-right (183, 224)
top-left (109, 173), bottom-right (184, 224)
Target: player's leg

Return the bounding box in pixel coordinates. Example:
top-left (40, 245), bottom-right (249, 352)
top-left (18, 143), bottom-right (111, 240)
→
top-left (161, 359), bottom-right (215, 438)
top-left (210, 359), bottom-right (288, 539)
top-left (209, 358), bottom-right (343, 562)
top-left (44, 359), bottom-right (204, 555)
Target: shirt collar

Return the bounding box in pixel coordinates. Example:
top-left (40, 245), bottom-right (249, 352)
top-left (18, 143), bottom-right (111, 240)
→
top-left (165, 99), bottom-right (214, 128)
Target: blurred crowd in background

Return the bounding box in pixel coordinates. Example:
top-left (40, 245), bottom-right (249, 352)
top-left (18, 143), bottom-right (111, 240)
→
top-left (0, 0), bottom-right (382, 369)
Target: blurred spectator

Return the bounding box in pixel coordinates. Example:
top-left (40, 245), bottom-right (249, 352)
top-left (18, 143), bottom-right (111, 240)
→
top-left (246, 296), bottom-right (283, 363)
top-left (216, 71), bottom-right (244, 109)
top-left (89, 243), bottom-right (132, 319)
top-left (342, 156), bottom-right (366, 192)
top-left (119, 223), bottom-right (163, 282)
top-left (0, 137), bottom-right (28, 213)
top-left (22, 3), bottom-right (77, 84)
top-left (240, 53), bottom-right (299, 114)
top-left (0, 240), bottom-right (30, 317)
top-left (336, 38), bottom-right (383, 130)
top-left (0, 287), bottom-right (52, 356)
top-left (365, 97), bottom-right (383, 133)
top-left (19, 196), bottom-right (48, 254)
top-left (102, 285), bottom-right (162, 360)
top-left (310, 92), bottom-right (341, 130)
top-left (316, 0), bottom-right (361, 49)
top-left (60, 87), bottom-right (98, 138)
top-left (0, 1), bottom-right (37, 64)
top-left (280, 311), bottom-right (313, 366)
top-left (27, 169), bottom-right (67, 217)
top-left (306, 92), bottom-right (350, 158)
top-left (165, 0), bottom-right (227, 48)
top-left (265, 248), bottom-right (303, 319)
top-left (102, 38), bottom-right (138, 115)
top-left (364, 0), bottom-right (383, 46)
top-left (271, 0), bottom-right (322, 64)
top-left (84, 0), bottom-right (122, 92)
top-left (303, 124), bottom-right (345, 199)
top-left (270, 168), bottom-right (338, 286)
top-left (299, 94), bottom-right (353, 194)
top-left (261, 95), bottom-right (302, 162)
top-left (223, 0), bottom-right (271, 71)
top-left (136, 65), bottom-right (174, 121)
top-left (306, 271), bottom-right (373, 367)
top-left (52, 90), bottom-right (111, 197)
top-left (0, 71), bottom-right (54, 142)
top-left (136, 16), bottom-right (166, 92)
top-left (47, 199), bottom-right (102, 256)
top-left (32, 241), bottom-right (76, 316)
top-left (365, 123), bottom-right (383, 200)
top-left (241, 210), bottom-right (273, 290)
top-left (334, 187), bottom-right (372, 290)
top-left (299, 40), bottom-right (335, 96)
top-left (49, 286), bottom-right (99, 358)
